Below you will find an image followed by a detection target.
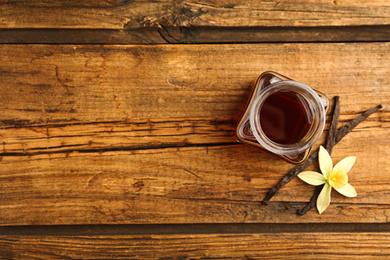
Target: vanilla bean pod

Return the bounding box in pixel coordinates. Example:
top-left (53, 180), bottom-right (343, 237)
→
top-left (334, 104), bottom-right (382, 143)
top-left (325, 96), bottom-right (340, 154)
top-left (262, 103), bottom-right (382, 205)
top-left (297, 96), bottom-right (340, 215)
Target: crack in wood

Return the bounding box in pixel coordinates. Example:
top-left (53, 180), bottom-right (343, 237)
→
top-left (183, 169), bottom-right (203, 179)
top-left (1, 223), bottom-right (390, 236)
top-left (54, 65), bottom-right (73, 95)
top-left (0, 142), bottom-right (240, 157)
top-left (1, 25), bottom-right (390, 44)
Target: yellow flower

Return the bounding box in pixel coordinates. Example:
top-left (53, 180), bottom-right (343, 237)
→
top-left (298, 146), bottom-right (357, 214)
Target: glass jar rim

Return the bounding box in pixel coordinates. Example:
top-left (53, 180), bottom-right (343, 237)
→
top-left (249, 80), bottom-right (326, 156)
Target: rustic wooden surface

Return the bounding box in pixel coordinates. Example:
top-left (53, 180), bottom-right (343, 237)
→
top-left (2, 0), bottom-right (390, 44)
top-left (1, 43), bottom-right (389, 226)
top-left (1, 0), bottom-right (390, 259)
top-left (2, 0), bottom-right (390, 29)
top-left (1, 233), bottom-right (390, 259)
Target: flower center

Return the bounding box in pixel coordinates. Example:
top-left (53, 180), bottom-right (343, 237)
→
top-left (328, 170), bottom-right (348, 189)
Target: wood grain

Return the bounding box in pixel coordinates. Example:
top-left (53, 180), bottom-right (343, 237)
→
top-left (1, 0), bottom-right (390, 29)
top-left (1, 233), bottom-right (390, 259)
top-left (0, 43), bottom-right (389, 225)
top-left (1, 43), bottom-right (388, 123)
top-left (2, 1), bottom-right (389, 257)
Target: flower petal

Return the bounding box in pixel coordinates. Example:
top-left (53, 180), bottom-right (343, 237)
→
top-left (298, 171), bottom-right (327, 186)
top-left (328, 170), bottom-right (348, 189)
top-left (333, 156), bottom-right (356, 175)
top-left (317, 183), bottom-right (332, 214)
top-left (335, 183), bottom-right (357, 197)
top-left (319, 146), bottom-right (332, 178)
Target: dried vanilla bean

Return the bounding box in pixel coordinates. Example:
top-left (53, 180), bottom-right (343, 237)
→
top-left (262, 103), bottom-right (382, 205)
top-left (297, 96), bottom-right (340, 215)
top-left (325, 96), bottom-right (340, 154)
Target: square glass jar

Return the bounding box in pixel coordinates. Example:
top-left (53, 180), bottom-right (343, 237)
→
top-left (236, 71), bottom-right (329, 164)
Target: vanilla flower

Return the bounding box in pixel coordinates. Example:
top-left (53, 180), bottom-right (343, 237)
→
top-left (298, 146), bottom-right (357, 214)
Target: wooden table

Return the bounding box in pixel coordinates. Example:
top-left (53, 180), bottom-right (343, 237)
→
top-left (1, 1), bottom-right (390, 258)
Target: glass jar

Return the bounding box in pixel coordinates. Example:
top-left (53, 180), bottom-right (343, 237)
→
top-left (236, 71), bottom-right (329, 164)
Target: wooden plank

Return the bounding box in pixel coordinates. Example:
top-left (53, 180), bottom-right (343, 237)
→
top-left (0, 43), bottom-right (389, 225)
top-left (0, 43), bottom-right (388, 123)
top-left (1, 233), bottom-right (390, 259)
top-left (1, 1), bottom-right (390, 29)
top-left (1, 137), bottom-right (389, 225)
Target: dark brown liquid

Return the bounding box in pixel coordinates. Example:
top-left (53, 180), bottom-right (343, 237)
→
top-left (259, 90), bottom-right (311, 145)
